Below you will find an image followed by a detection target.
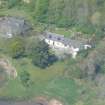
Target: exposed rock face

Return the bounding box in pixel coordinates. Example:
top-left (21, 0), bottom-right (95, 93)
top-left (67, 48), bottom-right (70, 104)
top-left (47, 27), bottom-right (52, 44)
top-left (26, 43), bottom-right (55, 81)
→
top-left (0, 58), bottom-right (17, 78)
top-left (35, 96), bottom-right (48, 105)
top-left (48, 99), bottom-right (63, 105)
top-left (0, 17), bottom-right (32, 38)
top-left (35, 96), bottom-right (63, 105)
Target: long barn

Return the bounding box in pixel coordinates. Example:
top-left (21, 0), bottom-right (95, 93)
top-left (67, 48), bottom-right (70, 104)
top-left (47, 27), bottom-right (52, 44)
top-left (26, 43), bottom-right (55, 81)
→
top-left (43, 31), bottom-right (92, 58)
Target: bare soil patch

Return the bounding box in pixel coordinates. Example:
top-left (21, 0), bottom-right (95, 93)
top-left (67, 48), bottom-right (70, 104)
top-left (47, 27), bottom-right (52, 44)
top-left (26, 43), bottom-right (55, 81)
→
top-left (35, 96), bottom-right (63, 105)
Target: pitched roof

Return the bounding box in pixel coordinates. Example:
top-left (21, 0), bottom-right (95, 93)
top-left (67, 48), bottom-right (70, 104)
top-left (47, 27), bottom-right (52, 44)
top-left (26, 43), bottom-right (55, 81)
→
top-left (44, 31), bottom-right (86, 49)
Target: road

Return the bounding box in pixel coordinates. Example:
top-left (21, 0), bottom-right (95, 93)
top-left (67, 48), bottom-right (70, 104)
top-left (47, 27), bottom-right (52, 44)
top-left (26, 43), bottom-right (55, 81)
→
top-left (0, 101), bottom-right (41, 105)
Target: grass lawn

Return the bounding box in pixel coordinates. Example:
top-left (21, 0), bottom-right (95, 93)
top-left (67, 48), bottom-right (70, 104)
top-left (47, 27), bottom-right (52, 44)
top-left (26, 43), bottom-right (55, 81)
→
top-left (0, 54), bottom-right (97, 105)
top-left (0, 57), bottom-right (79, 105)
top-left (12, 58), bottom-right (65, 81)
top-left (0, 57), bottom-right (66, 98)
top-left (44, 77), bottom-right (79, 105)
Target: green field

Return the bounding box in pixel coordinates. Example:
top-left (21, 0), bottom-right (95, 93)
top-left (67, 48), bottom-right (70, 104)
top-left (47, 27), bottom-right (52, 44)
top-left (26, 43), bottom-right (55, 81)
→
top-left (0, 1), bottom-right (104, 104)
top-left (0, 56), bottom-right (96, 105)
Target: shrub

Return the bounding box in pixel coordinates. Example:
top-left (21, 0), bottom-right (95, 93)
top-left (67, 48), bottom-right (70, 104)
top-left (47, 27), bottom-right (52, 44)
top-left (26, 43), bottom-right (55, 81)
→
top-left (7, 36), bottom-right (25, 59)
top-left (7, 0), bottom-right (21, 8)
top-left (19, 70), bottom-right (31, 87)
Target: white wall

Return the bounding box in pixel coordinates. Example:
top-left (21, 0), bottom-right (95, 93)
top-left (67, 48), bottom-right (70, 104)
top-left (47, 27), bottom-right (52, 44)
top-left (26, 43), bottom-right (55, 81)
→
top-left (45, 39), bottom-right (69, 49)
top-left (84, 44), bottom-right (92, 50)
top-left (45, 38), bottom-right (80, 59)
top-left (45, 39), bottom-right (54, 45)
top-left (54, 41), bottom-right (65, 48)
top-left (44, 38), bottom-right (92, 59)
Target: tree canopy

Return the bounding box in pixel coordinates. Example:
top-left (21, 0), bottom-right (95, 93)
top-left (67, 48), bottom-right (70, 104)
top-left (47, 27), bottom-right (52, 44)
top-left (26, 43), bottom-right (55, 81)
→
top-left (26, 39), bottom-right (57, 69)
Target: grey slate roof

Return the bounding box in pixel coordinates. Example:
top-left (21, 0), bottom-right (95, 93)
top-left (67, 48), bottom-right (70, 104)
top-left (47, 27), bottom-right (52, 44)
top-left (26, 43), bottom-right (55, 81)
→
top-left (0, 17), bottom-right (32, 37)
top-left (45, 31), bottom-right (86, 50)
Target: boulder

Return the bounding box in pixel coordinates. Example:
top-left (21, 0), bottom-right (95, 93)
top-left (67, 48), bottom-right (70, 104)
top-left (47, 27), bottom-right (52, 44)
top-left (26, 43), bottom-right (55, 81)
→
top-left (48, 99), bottom-right (63, 105)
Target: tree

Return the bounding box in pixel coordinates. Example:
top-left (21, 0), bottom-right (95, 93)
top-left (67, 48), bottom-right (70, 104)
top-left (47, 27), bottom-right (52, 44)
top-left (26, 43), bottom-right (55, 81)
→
top-left (26, 38), bottom-right (57, 68)
top-left (7, 37), bottom-right (25, 58)
top-left (7, 0), bottom-right (21, 8)
top-left (20, 70), bottom-right (31, 87)
top-left (32, 40), bottom-right (57, 68)
top-left (34, 0), bottom-right (49, 22)
top-left (79, 39), bottom-right (105, 80)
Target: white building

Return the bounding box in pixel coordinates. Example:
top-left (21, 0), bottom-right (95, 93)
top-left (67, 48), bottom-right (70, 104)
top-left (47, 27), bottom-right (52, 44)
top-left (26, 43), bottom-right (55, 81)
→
top-left (43, 32), bottom-right (92, 59)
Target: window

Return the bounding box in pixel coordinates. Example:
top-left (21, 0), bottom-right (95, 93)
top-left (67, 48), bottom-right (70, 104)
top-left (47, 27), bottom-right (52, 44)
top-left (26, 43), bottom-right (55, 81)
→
top-left (49, 35), bottom-right (52, 38)
top-left (57, 37), bottom-right (61, 40)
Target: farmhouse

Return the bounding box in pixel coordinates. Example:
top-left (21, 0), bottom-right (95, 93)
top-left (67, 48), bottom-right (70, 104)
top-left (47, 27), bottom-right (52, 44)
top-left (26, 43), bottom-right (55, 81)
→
top-left (43, 31), bottom-right (92, 58)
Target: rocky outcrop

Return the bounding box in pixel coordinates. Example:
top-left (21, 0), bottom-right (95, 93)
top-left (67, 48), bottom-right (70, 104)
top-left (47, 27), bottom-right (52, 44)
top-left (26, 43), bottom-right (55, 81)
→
top-left (48, 99), bottom-right (63, 105)
top-left (35, 96), bottom-right (63, 105)
top-left (0, 17), bottom-right (32, 38)
top-left (0, 58), bottom-right (17, 78)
